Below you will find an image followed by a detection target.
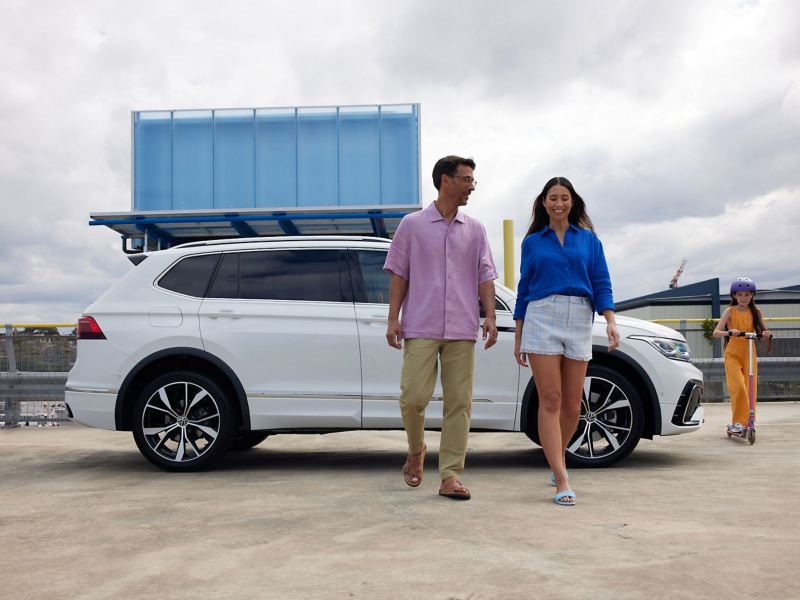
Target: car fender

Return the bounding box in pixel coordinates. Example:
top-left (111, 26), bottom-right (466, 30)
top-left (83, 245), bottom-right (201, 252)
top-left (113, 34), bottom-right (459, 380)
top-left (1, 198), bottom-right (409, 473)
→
top-left (115, 347), bottom-right (250, 431)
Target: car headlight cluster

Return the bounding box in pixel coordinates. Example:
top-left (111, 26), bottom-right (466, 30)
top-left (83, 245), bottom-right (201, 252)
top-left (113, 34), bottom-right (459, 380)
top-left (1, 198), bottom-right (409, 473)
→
top-left (629, 336), bottom-right (692, 361)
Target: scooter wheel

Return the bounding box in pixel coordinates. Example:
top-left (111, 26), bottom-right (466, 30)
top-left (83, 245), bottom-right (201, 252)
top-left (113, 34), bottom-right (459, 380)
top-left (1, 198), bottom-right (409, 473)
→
top-left (748, 429), bottom-right (756, 445)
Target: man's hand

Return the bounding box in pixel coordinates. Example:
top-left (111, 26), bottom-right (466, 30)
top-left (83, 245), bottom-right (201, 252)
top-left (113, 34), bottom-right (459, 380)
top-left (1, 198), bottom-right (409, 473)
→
top-left (482, 316), bottom-right (498, 350)
top-left (386, 318), bottom-right (403, 349)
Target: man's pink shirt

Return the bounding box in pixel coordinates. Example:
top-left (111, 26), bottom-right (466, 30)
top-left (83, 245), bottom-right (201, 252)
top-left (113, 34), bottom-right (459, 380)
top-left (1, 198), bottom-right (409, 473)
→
top-left (383, 202), bottom-right (498, 341)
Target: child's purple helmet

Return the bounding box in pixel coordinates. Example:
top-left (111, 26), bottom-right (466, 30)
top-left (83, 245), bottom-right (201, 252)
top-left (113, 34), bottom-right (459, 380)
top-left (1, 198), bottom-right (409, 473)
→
top-left (730, 277), bottom-right (756, 293)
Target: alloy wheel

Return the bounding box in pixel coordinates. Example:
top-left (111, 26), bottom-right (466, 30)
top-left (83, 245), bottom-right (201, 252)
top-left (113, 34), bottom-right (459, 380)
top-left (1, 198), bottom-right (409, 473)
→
top-left (568, 375), bottom-right (634, 462)
top-left (140, 381), bottom-right (221, 463)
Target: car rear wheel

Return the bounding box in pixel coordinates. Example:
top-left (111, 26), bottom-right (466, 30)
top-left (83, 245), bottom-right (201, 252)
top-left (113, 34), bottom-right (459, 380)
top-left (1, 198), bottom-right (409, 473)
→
top-left (132, 371), bottom-right (236, 471)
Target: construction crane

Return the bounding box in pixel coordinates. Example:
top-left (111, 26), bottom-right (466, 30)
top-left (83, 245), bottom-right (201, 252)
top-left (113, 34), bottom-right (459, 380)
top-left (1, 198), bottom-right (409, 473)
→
top-left (669, 258), bottom-right (688, 289)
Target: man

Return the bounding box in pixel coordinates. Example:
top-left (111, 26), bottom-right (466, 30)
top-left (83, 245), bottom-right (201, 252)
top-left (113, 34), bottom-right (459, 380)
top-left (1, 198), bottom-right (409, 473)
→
top-left (383, 155), bottom-right (498, 501)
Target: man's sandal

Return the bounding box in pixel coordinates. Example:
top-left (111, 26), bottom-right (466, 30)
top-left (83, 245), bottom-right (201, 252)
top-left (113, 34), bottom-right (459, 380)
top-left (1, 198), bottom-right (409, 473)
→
top-left (438, 480), bottom-right (471, 501)
top-left (554, 490), bottom-right (576, 506)
top-left (402, 444), bottom-right (426, 487)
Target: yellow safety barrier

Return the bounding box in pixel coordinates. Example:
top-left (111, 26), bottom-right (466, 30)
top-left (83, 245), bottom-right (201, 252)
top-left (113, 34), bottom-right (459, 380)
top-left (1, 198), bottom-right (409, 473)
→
top-left (652, 317), bottom-right (799, 324)
top-left (4, 323), bottom-right (76, 329)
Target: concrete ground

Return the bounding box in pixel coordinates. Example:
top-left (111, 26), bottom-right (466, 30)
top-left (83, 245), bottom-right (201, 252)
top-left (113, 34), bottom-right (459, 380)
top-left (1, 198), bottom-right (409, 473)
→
top-left (1, 402), bottom-right (798, 600)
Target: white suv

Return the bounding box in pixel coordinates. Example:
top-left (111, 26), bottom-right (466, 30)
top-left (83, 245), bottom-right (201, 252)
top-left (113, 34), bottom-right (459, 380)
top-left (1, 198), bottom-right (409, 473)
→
top-left (66, 236), bottom-right (704, 471)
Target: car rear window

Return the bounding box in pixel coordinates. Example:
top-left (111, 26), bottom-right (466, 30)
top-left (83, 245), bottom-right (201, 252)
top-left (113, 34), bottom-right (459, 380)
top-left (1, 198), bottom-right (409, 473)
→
top-left (207, 249), bottom-right (350, 302)
top-left (157, 254), bottom-right (221, 297)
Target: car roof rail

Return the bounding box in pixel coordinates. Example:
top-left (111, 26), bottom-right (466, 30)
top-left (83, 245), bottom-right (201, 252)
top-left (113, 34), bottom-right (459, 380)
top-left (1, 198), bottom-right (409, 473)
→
top-left (173, 235), bottom-right (391, 249)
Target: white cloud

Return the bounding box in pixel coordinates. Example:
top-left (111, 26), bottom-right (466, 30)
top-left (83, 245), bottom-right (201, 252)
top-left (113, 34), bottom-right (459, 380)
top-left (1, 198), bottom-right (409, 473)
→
top-left (0, 0), bottom-right (799, 322)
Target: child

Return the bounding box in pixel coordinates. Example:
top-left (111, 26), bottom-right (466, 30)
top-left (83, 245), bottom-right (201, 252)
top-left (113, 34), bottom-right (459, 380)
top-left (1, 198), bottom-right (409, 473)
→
top-left (713, 277), bottom-right (773, 435)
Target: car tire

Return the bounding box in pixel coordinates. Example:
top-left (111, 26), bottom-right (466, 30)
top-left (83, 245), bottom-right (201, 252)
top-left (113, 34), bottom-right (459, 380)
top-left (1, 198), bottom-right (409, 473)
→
top-left (230, 432), bottom-right (270, 451)
top-left (524, 364), bottom-right (644, 467)
top-left (131, 370), bottom-right (236, 471)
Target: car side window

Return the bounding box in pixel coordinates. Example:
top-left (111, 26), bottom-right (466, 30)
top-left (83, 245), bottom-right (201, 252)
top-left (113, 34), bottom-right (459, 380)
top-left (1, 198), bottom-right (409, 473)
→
top-left (352, 249), bottom-right (390, 304)
top-left (157, 254), bottom-right (221, 297)
top-left (207, 249), bottom-right (349, 302)
top-left (208, 253), bottom-right (239, 298)
top-left (352, 249), bottom-right (511, 311)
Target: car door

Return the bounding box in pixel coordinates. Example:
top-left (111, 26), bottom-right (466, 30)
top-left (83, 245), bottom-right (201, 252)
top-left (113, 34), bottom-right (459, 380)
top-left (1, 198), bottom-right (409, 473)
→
top-left (351, 247), bottom-right (519, 430)
top-left (199, 247), bottom-right (362, 430)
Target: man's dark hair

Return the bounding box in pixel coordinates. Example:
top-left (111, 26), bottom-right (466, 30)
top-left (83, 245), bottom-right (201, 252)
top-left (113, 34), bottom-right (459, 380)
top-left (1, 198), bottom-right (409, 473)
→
top-left (432, 155), bottom-right (476, 191)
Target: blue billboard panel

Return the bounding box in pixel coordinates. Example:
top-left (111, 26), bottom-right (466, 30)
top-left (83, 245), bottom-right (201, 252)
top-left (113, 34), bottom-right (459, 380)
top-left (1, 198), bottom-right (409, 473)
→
top-left (132, 104), bottom-right (420, 211)
top-left (172, 110), bottom-right (213, 210)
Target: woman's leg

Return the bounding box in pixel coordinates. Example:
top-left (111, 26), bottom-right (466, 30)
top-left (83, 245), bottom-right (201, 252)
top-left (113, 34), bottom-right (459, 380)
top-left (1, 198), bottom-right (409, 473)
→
top-left (530, 354), bottom-right (571, 491)
top-left (559, 358), bottom-right (589, 456)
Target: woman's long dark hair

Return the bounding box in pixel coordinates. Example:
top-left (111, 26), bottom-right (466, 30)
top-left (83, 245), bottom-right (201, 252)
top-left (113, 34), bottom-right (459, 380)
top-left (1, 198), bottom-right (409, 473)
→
top-left (525, 176), bottom-right (594, 236)
top-left (723, 294), bottom-right (773, 354)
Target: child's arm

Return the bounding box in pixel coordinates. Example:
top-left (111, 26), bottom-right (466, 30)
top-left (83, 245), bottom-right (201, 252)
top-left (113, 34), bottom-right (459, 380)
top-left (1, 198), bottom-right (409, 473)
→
top-left (713, 308), bottom-right (737, 337)
top-left (757, 308), bottom-right (773, 338)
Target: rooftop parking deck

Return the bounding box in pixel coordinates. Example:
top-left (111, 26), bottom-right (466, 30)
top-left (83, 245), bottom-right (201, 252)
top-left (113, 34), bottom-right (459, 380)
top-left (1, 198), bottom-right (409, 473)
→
top-left (1, 403), bottom-right (799, 599)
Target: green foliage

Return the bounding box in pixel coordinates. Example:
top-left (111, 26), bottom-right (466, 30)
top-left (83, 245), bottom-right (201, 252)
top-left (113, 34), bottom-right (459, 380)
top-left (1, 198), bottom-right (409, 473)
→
top-left (701, 318), bottom-right (717, 347)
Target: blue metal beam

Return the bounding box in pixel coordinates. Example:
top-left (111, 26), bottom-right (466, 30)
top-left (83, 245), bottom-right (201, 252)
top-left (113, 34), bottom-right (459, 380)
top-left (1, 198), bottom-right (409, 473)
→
top-left (369, 217), bottom-right (388, 238)
top-left (226, 215), bottom-right (258, 237)
top-left (134, 223), bottom-right (176, 248)
top-left (90, 211), bottom-right (411, 227)
top-left (277, 219), bottom-right (301, 235)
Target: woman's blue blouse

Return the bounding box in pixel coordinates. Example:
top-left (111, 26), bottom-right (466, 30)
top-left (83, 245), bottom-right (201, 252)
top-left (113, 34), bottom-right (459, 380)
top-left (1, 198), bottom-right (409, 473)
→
top-left (513, 224), bottom-right (614, 321)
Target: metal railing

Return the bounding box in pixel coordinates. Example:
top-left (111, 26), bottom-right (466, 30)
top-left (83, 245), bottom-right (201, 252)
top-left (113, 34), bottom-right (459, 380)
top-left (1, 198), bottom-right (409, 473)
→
top-left (1, 323), bottom-right (75, 426)
top-left (650, 317), bottom-right (800, 361)
top-left (2, 317), bottom-right (799, 426)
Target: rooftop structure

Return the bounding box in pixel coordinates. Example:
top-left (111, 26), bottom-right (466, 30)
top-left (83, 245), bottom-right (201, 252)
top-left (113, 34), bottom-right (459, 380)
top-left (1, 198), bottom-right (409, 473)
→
top-left (92, 103), bottom-right (422, 252)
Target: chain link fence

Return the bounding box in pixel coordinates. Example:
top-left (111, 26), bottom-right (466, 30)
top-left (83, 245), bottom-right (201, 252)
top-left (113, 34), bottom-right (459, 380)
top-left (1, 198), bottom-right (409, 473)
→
top-left (1, 324), bottom-right (75, 426)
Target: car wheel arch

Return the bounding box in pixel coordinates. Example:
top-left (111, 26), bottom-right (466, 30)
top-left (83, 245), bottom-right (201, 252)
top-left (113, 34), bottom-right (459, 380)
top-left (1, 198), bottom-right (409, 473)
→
top-left (520, 348), bottom-right (660, 443)
top-left (115, 348), bottom-right (250, 432)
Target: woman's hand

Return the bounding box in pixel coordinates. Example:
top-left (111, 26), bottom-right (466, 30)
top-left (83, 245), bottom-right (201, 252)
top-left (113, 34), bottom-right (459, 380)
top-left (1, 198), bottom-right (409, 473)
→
top-left (514, 322), bottom-right (528, 367)
top-left (514, 340), bottom-right (528, 367)
top-left (602, 310), bottom-right (620, 351)
top-left (606, 322), bottom-right (620, 351)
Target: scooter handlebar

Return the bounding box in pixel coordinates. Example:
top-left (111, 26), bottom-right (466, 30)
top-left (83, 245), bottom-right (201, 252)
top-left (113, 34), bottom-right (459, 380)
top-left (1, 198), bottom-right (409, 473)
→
top-left (729, 331), bottom-right (763, 338)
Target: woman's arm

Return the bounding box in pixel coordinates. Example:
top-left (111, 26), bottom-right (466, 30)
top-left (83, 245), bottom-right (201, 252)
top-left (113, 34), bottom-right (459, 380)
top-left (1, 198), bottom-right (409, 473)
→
top-left (514, 319), bottom-right (528, 367)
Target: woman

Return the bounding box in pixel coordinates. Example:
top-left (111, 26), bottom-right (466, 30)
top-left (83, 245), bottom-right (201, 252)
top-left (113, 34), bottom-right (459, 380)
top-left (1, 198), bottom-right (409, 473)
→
top-left (513, 177), bottom-right (620, 506)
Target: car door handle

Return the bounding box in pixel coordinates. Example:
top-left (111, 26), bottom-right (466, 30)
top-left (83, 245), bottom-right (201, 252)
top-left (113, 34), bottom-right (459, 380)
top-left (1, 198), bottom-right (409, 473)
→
top-left (208, 310), bottom-right (242, 319)
top-left (360, 315), bottom-right (388, 324)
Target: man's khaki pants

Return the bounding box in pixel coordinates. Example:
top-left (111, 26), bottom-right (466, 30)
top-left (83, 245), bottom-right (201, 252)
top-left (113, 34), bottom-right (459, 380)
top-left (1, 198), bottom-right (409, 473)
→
top-left (400, 338), bottom-right (475, 481)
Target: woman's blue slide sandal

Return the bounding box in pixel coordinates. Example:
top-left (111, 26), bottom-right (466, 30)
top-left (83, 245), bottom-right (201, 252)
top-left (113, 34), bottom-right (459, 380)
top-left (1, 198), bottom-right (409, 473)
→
top-left (550, 471), bottom-right (569, 487)
top-left (554, 490), bottom-right (576, 506)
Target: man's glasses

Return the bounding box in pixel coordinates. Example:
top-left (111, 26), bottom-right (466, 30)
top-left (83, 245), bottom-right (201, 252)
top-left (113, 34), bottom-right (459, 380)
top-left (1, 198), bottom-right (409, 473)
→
top-left (450, 175), bottom-right (477, 186)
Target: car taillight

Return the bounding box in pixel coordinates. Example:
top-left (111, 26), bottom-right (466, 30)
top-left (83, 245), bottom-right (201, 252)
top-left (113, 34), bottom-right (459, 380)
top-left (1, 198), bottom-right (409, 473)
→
top-left (77, 316), bottom-right (106, 340)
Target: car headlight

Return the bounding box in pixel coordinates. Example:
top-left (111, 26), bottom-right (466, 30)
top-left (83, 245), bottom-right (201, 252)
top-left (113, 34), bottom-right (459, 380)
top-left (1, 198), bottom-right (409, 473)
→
top-left (629, 335), bottom-right (692, 361)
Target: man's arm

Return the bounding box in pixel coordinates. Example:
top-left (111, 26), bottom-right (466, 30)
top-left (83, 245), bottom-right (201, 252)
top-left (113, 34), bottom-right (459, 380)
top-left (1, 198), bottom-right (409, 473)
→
top-left (479, 279), bottom-right (498, 350)
top-left (386, 274), bottom-right (409, 349)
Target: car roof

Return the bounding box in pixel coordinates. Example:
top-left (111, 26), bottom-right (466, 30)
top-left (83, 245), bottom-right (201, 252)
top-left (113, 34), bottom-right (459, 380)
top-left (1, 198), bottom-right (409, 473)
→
top-left (159, 235), bottom-right (391, 254)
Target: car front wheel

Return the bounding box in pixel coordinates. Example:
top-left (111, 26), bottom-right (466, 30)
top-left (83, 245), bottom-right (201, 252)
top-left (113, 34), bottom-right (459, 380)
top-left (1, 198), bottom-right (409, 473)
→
top-left (524, 364), bottom-right (645, 467)
top-left (132, 371), bottom-right (236, 471)
top-left (566, 365), bottom-right (644, 467)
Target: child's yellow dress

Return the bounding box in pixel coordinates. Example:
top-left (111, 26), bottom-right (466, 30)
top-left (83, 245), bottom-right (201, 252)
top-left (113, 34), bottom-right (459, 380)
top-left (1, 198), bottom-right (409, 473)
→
top-left (724, 308), bottom-right (757, 425)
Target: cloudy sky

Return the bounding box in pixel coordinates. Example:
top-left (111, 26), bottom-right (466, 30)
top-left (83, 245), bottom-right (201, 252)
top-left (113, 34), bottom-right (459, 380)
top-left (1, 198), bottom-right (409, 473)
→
top-left (1, 0), bottom-right (799, 323)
